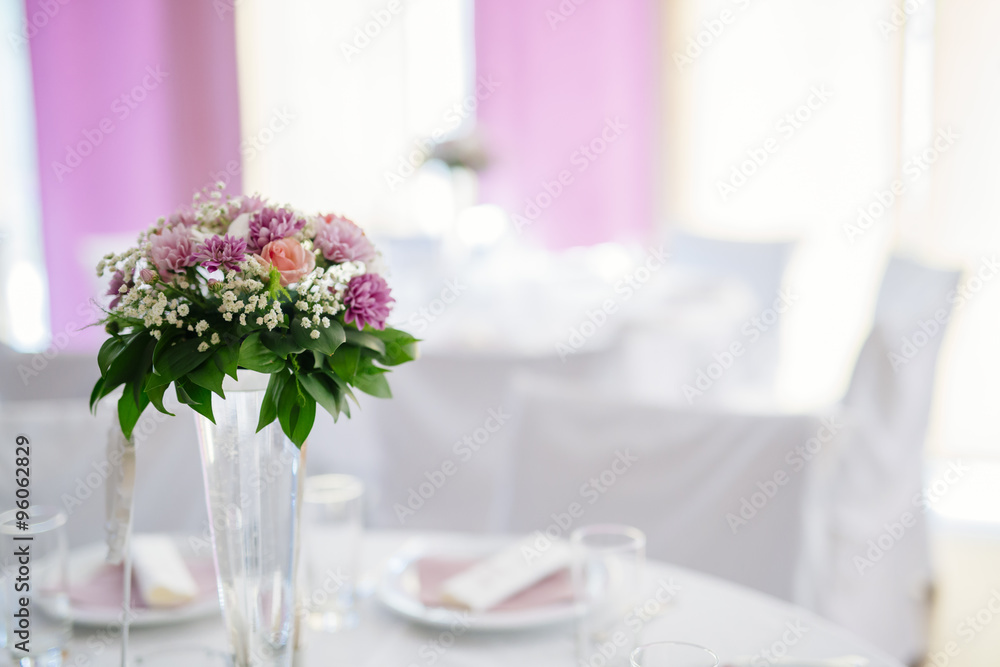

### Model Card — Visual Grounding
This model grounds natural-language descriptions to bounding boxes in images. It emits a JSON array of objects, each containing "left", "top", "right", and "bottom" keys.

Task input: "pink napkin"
[
  {"left": 416, "top": 557, "right": 574, "bottom": 612},
  {"left": 69, "top": 558, "right": 217, "bottom": 610}
]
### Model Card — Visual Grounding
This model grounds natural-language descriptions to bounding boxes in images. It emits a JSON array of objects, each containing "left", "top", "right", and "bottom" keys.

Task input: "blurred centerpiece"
[{"left": 90, "top": 185, "right": 417, "bottom": 667}]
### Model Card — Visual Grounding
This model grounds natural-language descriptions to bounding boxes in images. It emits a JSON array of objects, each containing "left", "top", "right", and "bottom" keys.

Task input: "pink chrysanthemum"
[
  {"left": 340, "top": 273, "right": 393, "bottom": 330},
  {"left": 227, "top": 195, "right": 267, "bottom": 220},
  {"left": 315, "top": 215, "right": 377, "bottom": 264},
  {"left": 247, "top": 207, "right": 304, "bottom": 253},
  {"left": 150, "top": 227, "right": 198, "bottom": 281}
]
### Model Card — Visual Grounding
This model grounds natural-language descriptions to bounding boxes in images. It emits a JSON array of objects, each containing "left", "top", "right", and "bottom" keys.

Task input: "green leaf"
[
  {"left": 98, "top": 336, "right": 126, "bottom": 375},
  {"left": 152, "top": 327, "right": 182, "bottom": 364},
  {"left": 145, "top": 380, "right": 174, "bottom": 416},
  {"left": 154, "top": 337, "right": 212, "bottom": 381},
  {"left": 188, "top": 357, "right": 226, "bottom": 398},
  {"left": 261, "top": 330, "right": 305, "bottom": 359},
  {"left": 215, "top": 343, "right": 241, "bottom": 381},
  {"left": 117, "top": 387, "right": 149, "bottom": 440},
  {"left": 90, "top": 377, "right": 106, "bottom": 413},
  {"left": 345, "top": 328, "right": 385, "bottom": 355},
  {"left": 291, "top": 318, "right": 346, "bottom": 356},
  {"left": 374, "top": 328, "right": 419, "bottom": 366},
  {"left": 239, "top": 332, "right": 286, "bottom": 373},
  {"left": 330, "top": 345, "right": 360, "bottom": 381},
  {"left": 299, "top": 372, "right": 341, "bottom": 422},
  {"left": 104, "top": 330, "right": 152, "bottom": 389},
  {"left": 351, "top": 367, "right": 392, "bottom": 398},
  {"left": 175, "top": 379, "right": 215, "bottom": 423},
  {"left": 256, "top": 370, "right": 289, "bottom": 432},
  {"left": 277, "top": 376, "right": 314, "bottom": 447}
]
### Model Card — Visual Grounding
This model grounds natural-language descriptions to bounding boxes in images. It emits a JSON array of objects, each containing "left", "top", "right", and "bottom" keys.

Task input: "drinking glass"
[
  {"left": 572, "top": 524, "right": 646, "bottom": 667},
  {"left": 630, "top": 641, "right": 719, "bottom": 667},
  {"left": 0, "top": 506, "right": 70, "bottom": 667},
  {"left": 299, "top": 474, "right": 364, "bottom": 632}
]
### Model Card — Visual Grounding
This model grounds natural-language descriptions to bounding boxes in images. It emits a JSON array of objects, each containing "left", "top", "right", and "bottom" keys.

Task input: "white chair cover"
[
  {"left": 814, "top": 255, "right": 961, "bottom": 663},
  {"left": 498, "top": 374, "right": 834, "bottom": 601}
]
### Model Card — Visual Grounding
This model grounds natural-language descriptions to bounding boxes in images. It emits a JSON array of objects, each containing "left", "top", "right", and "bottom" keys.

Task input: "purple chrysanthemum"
[
  {"left": 315, "top": 215, "right": 377, "bottom": 264},
  {"left": 341, "top": 273, "right": 394, "bottom": 330},
  {"left": 106, "top": 270, "right": 133, "bottom": 309},
  {"left": 247, "top": 207, "right": 305, "bottom": 253},
  {"left": 195, "top": 235, "right": 248, "bottom": 273},
  {"left": 150, "top": 227, "right": 198, "bottom": 281}
]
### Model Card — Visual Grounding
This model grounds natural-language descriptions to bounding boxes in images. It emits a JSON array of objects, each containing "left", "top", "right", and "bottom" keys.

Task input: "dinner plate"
[
  {"left": 57, "top": 536, "right": 220, "bottom": 628},
  {"left": 375, "top": 535, "right": 583, "bottom": 631}
]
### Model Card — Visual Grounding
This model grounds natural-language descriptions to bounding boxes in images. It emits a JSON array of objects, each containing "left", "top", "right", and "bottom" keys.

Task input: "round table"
[{"left": 76, "top": 531, "right": 904, "bottom": 667}]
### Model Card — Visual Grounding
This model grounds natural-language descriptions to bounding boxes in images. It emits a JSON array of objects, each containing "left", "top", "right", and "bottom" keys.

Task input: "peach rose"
[{"left": 257, "top": 238, "right": 315, "bottom": 286}]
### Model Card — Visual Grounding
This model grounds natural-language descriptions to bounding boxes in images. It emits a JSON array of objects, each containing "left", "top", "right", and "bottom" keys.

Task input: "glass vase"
[{"left": 194, "top": 371, "right": 303, "bottom": 667}]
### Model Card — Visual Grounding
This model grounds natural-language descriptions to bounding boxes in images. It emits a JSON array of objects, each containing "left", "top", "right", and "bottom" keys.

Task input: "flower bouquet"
[
  {"left": 90, "top": 186, "right": 417, "bottom": 666},
  {"left": 91, "top": 186, "right": 417, "bottom": 447}
]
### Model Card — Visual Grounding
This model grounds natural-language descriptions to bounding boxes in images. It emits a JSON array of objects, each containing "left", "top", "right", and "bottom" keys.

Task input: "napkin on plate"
[
  {"left": 417, "top": 537, "right": 575, "bottom": 612},
  {"left": 70, "top": 534, "right": 215, "bottom": 610},
  {"left": 131, "top": 534, "right": 200, "bottom": 607}
]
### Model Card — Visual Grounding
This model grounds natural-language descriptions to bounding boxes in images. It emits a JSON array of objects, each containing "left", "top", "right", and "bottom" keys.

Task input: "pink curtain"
[
  {"left": 25, "top": 0, "right": 241, "bottom": 349},
  {"left": 474, "top": 0, "right": 657, "bottom": 248}
]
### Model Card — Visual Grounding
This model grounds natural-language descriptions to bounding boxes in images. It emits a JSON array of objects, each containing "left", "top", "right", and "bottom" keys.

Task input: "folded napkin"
[
  {"left": 131, "top": 535, "right": 200, "bottom": 607},
  {"left": 417, "top": 557, "right": 574, "bottom": 612},
  {"left": 70, "top": 536, "right": 215, "bottom": 610}
]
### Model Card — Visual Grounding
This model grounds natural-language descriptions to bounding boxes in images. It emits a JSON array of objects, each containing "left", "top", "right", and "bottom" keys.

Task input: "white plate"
[
  {"left": 375, "top": 535, "right": 582, "bottom": 632},
  {"left": 60, "top": 537, "right": 220, "bottom": 628}
]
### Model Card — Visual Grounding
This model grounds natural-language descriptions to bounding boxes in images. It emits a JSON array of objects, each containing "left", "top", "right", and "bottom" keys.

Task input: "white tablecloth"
[{"left": 73, "top": 531, "right": 903, "bottom": 667}]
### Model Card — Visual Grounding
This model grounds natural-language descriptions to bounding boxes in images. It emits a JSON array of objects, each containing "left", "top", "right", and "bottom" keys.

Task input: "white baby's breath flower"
[
  {"left": 210, "top": 333, "right": 220, "bottom": 345},
  {"left": 310, "top": 330, "right": 321, "bottom": 339},
  {"left": 197, "top": 341, "right": 209, "bottom": 352},
  {"left": 151, "top": 329, "right": 162, "bottom": 340},
  {"left": 239, "top": 314, "right": 247, "bottom": 326}
]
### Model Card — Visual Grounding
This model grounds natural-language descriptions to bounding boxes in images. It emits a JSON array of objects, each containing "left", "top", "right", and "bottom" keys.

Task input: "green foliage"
[{"left": 93, "top": 323, "right": 419, "bottom": 448}]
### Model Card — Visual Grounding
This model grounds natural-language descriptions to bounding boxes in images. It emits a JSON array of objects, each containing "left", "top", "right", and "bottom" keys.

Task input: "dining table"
[{"left": 68, "top": 530, "right": 904, "bottom": 667}]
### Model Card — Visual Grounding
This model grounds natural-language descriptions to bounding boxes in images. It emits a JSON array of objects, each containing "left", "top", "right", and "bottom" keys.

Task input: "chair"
[
  {"left": 498, "top": 374, "right": 834, "bottom": 601},
  {"left": 620, "top": 232, "right": 797, "bottom": 407},
  {"left": 812, "top": 255, "right": 961, "bottom": 663}
]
